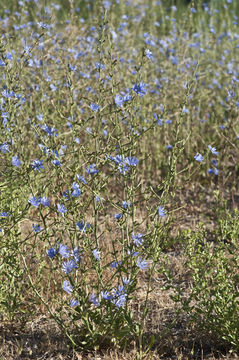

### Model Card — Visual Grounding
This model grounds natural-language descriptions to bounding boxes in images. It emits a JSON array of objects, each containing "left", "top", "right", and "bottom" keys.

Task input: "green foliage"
[{"left": 175, "top": 218, "right": 239, "bottom": 350}]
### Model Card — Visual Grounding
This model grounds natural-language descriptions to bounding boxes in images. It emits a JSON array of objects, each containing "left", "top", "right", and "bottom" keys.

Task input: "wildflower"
[
  {"left": 41, "top": 124, "right": 58, "bottom": 136},
  {"left": 86, "top": 163, "right": 99, "bottom": 175},
  {"left": 76, "top": 175, "right": 87, "bottom": 184},
  {"left": 92, "top": 248, "right": 101, "bottom": 261},
  {"left": 0, "top": 211, "right": 9, "bottom": 217},
  {"left": 114, "top": 93, "right": 132, "bottom": 107},
  {"left": 122, "top": 201, "right": 131, "bottom": 209},
  {"left": 95, "top": 195, "right": 101, "bottom": 202},
  {"left": 110, "top": 260, "right": 122, "bottom": 268},
  {"left": 52, "top": 159, "right": 61, "bottom": 166},
  {"left": 69, "top": 298, "right": 79, "bottom": 307},
  {"left": 47, "top": 247, "right": 58, "bottom": 258},
  {"left": 125, "top": 156, "right": 138, "bottom": 167},
  {"left": 71, "top": 247, "right": 80, "bottom": 263},
  {"left": 12, "top": 155, "right": 21, "bottom": 167},
  {"left": 137, "top": 257, "right": 148, "bottom": 270},
  {"left": 57, "top": 203, "right": 67, "bottom": 216},
  {"left": 145, "top": 49, "right": 154, "bottom": 60},
  {"left": 50, "top": 84, "right": 57, "bottom": 91},
  {"left": 123, "top": 277, "right": 132, "bottom": 285},
  {"left": 58, "top": 244, "right": 69, "bottom": 258},
  {"left": 32, "top": 224, "right": 43, "bottom": 233},
  {"left": 182, "top": 107, "right": 189, "bottom": 114},
  {"left": 31, "top": 159, "right": 44, "bottom": 172},
  {"left": 90, "top": 103, "right": 100, "bottom": 112},
  {"left": 63, "top": 280, "right": 73, "bottom": 294},
  {"left": 101, "top": 291, "right": 113, "bottom": 300},
  {"left": 28, "top": 196, "right": 42, "bottom": 208},
  {"left": 62, "top": 259, "right": 77, "bottom": 274},
  {"left": 41, "top": 197, "right": 50, "bottom": 207},
  {"left": 0, "top": 142, "right": 10, "bottom": 153},
  {"left": 208, "top": 168, "right": 219, "bottom": 176},
  {"left": 208, "top": 145, "right": 218, "bottom": 156},
  {"left": 133, "top": 82, "right": 147, "bottom": 97},
  {"left": 69, "top": 64, "right": 77, "bottom": 72},
  {"left": 132, "top": 233, "right": 144, "bottom": 247},
  {"left": 111, "top": 285, "right": 127, "bottom": 308},
  {"left": 194, "top": 153, "right": 203, "bottom": 162},
  {"left": 158, "top": 206, "right": 166, "bottom": 217},
  {"left": 71, "top": 182, "right": 81, "bottom": 197},
  {"left": 118, "top": 163, "right": 130, "bottom": 175},
  {"left": 90, "top": 293, "right": 100, "bottom": 307},
  {"left": 115, "top": 213, "right": 123, "bottom": 220},
  {"left": 76, "top": 221, "right": 91, "bottom": 232}
]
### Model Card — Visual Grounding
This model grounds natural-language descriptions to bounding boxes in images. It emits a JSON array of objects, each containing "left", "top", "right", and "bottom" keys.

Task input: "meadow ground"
[{"left": 0, "top": 0, "right": 239, "bottom": 359}]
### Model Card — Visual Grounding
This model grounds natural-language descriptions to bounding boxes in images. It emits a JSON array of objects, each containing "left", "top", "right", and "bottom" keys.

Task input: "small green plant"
[{"left": 174, "top": 219, "right": 239, "bottom": 350}]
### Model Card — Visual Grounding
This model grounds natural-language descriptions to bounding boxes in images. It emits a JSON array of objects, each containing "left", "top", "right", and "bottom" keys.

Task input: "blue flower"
[
  {"left": 69, "top": 298, "right": 79, "bottom": 307},
  {"left": 132, "top": 233, "right": 144, "bottom": 247},
  {"left": 63, "top": 280, "right": 73, "bottom": 294},
  {"left": 28, "top": 197, "right": 42, "bottom": 208},
  {"left": 110, "top": 260, "right": 122, "bottom": 269},
  {"left": 125, "top": 157, "right": 139, "bottom": 167},
  {"left": 132, "top": 82, "right": 147, "bottom": 97},
  {"left": 114, "top": 213, "right": 123, "bottom": 220},
  {"left": 137, "top": 257, "right": 148, "bottom": 270},
  {"left": 194, "top": 153, "right": 203, "bottom": 162},
  {"left": 90, "top": 103, "right": 100, "bottom": 112},
  {"left": 114, "top": 93, "right": 132, "bottom": 107},
  {"left": 158, "top": 206, "right": 166, "bottom": 217},
  {"left": 76, "top": 175, "right": 87, "bottom": 184},
  {"left": 0, "top": 142, "right": 10, "bottom": 153},
  {"left": 123, "top": 277, "right": 132, "bottom": 285},
  {"left": 76, "top": 221, "right": 91, "bottom": 232},
  {"left": 31, "top": 159, "right": 44, "bottom": 172},
  {"left": 50, "top": 84, "right": 57, "bottom": 92},
  {"left": 57, "top": 203, "right": 67, "bottom": 216},
  {"left": 71, "top": 182, "right": 81, "bottom": 197},
  {"left": 32, "top": 224, "right": 43, "bottom": 233},
  {"left": 41, "top": 124, "right": 58, "bottom": 136},
  {"left": 69, "top": 64, "right": 77, "bottom": 72},
  {"left": 92, "top": 248, "right": 101, "bottom": 261},
  {"left": 47, "top": 247, "right": 58, "bottom": 258},
  {"left": 58, "top": 244, "right": 70, "bottom": 258},
  {"left": 208, "top": 168, "right": 219, "bottom": 176},
  {"left": 0, "top": 211, "right": 9, "bottom": 217},
  {"left": 111, "top": 285, "right": 127, "bottom": 308},
  {"left": 90, "top": 293, "right": 100, "bottom": 307},
  {"left": 62, "top": 260, "right": 77, "bottom": 274},
  {"left": 41, "top": 197, "right": 50, "bottom": 207},
  {"left": 12, "top": 155, "right": 21, "bottom": 167},
  {"left": 70, "top": 247, "right": 80, "bottom": 263},
  {"left": 208, "top": 145, "right": 218, "bottom": 156},
  {"left": 122, "top": 201, "right": 131, "bottom": 209},
  {"left": 52, "top": 159, "right": 61, "bottom": 166},
  {"left": 101, "top": 291, "right": 113, "bottom": 300},
  {"left": 145, "top": 49, "right": 154, "bottom": 60},
  {"left": 86, "top": 164, "right": 99, "bottom": 175}
]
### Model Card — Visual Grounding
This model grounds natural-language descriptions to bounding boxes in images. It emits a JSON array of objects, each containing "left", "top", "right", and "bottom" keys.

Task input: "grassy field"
[{"left": 0, "top": 0, "right": 239, "bottom": 359}]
